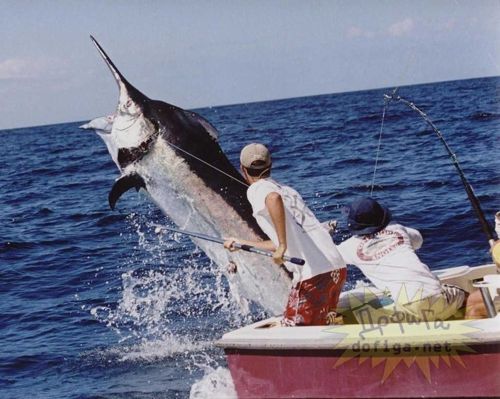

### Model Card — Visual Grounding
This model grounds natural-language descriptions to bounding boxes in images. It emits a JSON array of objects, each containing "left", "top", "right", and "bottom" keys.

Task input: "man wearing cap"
[
  {"left": 224, "top": 143, "right": 347, "bottom": 326},
  {"left": 337, "top": 197, "right": 487, "bottom": 320}
]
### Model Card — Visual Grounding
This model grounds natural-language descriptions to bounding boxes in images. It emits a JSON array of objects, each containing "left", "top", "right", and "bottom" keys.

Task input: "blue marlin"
[{"left": 81, "top": 36, "right": 290, "bottom": 314}]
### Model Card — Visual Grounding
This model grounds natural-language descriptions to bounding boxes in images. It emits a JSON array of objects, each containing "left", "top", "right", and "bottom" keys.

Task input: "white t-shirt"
[
  {"left": 247, "top": 178, "right": 345, "bottom": 284},
  {"left": 336, "top": 224, "right": 442, "bottom": 303}
]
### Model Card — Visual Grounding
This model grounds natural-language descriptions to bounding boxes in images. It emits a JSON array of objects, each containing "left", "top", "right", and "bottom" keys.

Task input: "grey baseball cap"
[{"left": 240, "top": 143, "right": 271, "bottom": 169}]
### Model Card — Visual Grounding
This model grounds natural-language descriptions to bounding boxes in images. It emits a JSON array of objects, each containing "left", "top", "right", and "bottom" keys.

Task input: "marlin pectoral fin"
[{"left": 108, "top": 172, "right": 146, "bottom": 210}]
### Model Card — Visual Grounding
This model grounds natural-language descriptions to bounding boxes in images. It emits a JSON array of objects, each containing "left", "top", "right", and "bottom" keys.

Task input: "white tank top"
[{"left": 247, "top": 178, "right": 346, "bottom": 284}]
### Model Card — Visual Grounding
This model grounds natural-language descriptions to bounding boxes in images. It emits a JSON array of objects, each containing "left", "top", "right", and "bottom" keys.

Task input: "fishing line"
[
  {"left": 369, "top": 43, "right": 417, "bottom": 194},
  {"left": 162, "top": 138, "right": 249, "bottom": 188},
  {"left": 370, "top": 94, "right": 392, "bottom": 196},
  {"left": 161, "top": 143, "right": 335, "bottom": 237},
  {"left": 369, "top": 106, "right": 386, "bottom": 196}
]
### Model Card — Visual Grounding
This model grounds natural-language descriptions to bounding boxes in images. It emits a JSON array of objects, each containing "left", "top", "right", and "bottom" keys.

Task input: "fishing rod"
[
  {"left": 384, "top": 92, "right": 497, "bottom": 247},
  {"left": 154, "top": 225, "right": 306, "bottom": 266}
]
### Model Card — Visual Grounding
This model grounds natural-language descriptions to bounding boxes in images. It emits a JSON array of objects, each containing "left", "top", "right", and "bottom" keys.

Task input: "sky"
[{"left": 0, "top": 0, "right": 499, "bottom": 130}]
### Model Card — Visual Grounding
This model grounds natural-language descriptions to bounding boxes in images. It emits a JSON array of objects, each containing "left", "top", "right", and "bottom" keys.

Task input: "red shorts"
[{"left": 282, "top": 268, "right": 347, "bottom": 326}]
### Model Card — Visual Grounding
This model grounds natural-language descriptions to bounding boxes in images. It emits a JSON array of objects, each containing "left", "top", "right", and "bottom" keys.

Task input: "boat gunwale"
[{"left": 216, "top": 313, "right": 500, "bottom": 351}]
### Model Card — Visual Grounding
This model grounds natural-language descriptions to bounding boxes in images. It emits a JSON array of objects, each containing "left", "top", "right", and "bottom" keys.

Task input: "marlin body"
[{"left": 81, "top": 36, "right": 290, "bottom": 315}]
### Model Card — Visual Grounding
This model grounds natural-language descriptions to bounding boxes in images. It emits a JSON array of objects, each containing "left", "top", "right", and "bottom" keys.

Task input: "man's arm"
[
  {"left": 336, "top": 240, "right": 354, "bottom": 265},
  {"left": 265, "top": 192, "right": 287, "bottom": 265},
  {"left": 405, "top": 227, "right": 423, "bottom": 251},
  {"left": 223, "top": 190, "right": 286, "bottom": 265},
  {"left": 223, "top": 237, "right": 276, "bottom": 252}
]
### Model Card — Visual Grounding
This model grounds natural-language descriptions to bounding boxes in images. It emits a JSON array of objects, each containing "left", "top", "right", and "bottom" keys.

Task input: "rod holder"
[{"left": 478, "top": 285, "right": 497, "bottom": 318}]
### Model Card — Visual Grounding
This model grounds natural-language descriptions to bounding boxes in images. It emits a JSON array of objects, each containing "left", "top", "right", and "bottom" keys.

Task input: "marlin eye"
[{"left": 125, "top": 100, "right": 132, "bottom": 108}]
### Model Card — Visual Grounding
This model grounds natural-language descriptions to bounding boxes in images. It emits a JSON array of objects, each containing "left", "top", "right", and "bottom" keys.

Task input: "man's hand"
[
  {"left": 223, "top": 237, "right": 239, "bottom": 252},
  {"left": 273, "top": 243, "right": 287, "bottom": 265},
  {"left": 324, "top": 220, "right": 337, "bottom": 233},
  {"left": 492, "top": 240, "right": 500, "bottom": 267},
  {"left": 226, "top": 261, "right": 238, "bottom": 274}
]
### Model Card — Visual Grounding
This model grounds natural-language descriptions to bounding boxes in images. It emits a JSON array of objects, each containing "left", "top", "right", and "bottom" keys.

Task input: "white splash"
[
  {"left": 90, "top": 211, "right": 254, "bottom": 364},
  {"left": 190, "top": 366, "right": 237, "bottom": 399},
  {"left": 116, "top": 334, "right": 210, "bottom": 363}
]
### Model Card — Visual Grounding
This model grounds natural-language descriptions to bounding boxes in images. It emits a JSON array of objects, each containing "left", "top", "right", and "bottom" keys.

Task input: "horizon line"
[{"left": 1, "top": 74, "right": 498, "bottom": 132}]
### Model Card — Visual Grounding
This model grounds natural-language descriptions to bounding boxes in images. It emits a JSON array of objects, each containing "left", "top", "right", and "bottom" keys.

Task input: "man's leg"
[
  {"left": 325, "top": 268, "right": 347, "bottom": 325},
  {"left": 282, "top": 283, "right": 303, "bottom": 326},
  {"left": 464, "top": 290, "right": 488, "bottom": 319},
  {"left": 282, "top": 268, "right": 347, "bottom": 326}
]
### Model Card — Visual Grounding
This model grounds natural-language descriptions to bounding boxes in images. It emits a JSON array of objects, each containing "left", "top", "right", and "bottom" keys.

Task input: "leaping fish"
[{"left": 81, "top": 36, "right": 291, "bottom": 314}]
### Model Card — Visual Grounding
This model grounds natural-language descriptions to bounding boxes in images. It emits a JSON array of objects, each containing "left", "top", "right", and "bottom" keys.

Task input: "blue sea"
[{"left": 1, "top": 77, "right": 499, "bottom": 398}]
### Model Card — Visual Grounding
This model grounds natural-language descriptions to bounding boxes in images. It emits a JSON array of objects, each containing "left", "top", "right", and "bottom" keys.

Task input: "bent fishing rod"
[
  {"left": 384, "top": 92, "right": 497, "bottom": 247},
  {"left": 154, "top": 225, "right": 306, "bottom": 266}
]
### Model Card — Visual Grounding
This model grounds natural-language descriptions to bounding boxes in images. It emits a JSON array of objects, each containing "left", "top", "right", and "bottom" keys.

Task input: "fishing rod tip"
[{"left": 384, "top": 93, "right": 401, "bottom": 102}]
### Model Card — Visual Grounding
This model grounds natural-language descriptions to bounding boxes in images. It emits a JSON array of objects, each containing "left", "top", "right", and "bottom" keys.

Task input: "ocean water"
[{"left": 1, "top": 77, "right": 499, "bottom": 398}]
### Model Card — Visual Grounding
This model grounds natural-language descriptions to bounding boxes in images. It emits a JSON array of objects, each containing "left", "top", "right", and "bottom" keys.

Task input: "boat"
[
  {"left": 216, "top": 263, "right": 500, "bottom": 398},
  {"left": 216, "top": 92, "right": 500, "bottom": 398}
]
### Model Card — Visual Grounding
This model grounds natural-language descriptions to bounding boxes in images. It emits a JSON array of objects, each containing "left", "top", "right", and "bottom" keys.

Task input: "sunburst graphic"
[{"left": 325, "top": 286, "right": 482, "bottom": 383}]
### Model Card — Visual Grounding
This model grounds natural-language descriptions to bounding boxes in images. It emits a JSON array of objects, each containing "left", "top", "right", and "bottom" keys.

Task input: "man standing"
[{"left": 224, "top": 143, "right": 346, "bottom": 326}]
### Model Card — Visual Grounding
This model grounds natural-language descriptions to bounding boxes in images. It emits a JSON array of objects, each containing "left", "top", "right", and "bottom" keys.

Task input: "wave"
[
  {"left": 0, "top": 241, "right": 36, "bottom": 252},
  {"left": 332, "top": 157, "right": 379, "bottom": 167},
  {"left": 346, "top": 111, "right": 408, "bottom": 125},
  {"left": 469, "top": 111, "right": 500, "bottom": 121},
  {"left": 95, "top": 214, "right": 128, "bottom": 227},
  {"left": 1, "top": 354, "right": 65, "bottom": 375}
]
